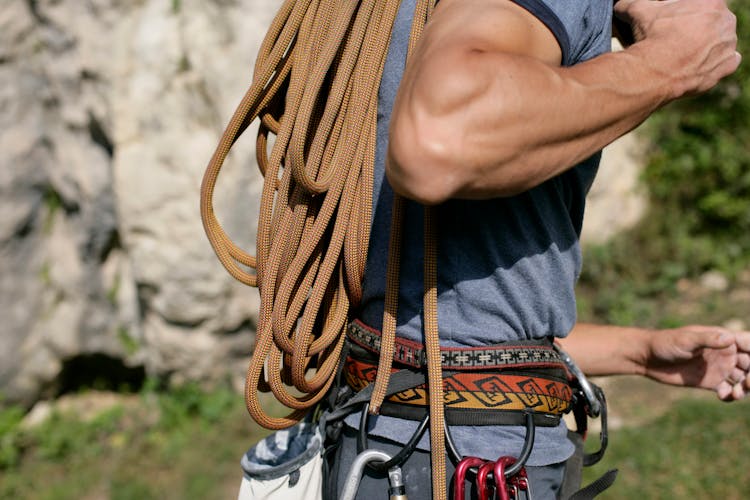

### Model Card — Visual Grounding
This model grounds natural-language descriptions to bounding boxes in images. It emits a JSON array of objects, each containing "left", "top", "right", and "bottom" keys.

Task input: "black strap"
[
  {"left": 567, "top": 469, "right": 618, "bottom": 500},
  {"left": 558, "top": 431, "right": 584, "bottom": 499},
  {"left": 379, "top": 401, "right": 561, "bottom": 427}
]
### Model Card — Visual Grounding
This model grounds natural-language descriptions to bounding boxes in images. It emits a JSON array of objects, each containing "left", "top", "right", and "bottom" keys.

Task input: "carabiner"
[
  {"left": 453, "top": 457, "right": 485, "bottom": 499},
  {"left": 476, "top": 461, "right": 496, "bottom": 500},
  {"left": 494, "top": 457, "right": 531, "bottom": 500},
  {"left": 339, "top": 449, "right": 394, "bottom": 500},
  {"left": 554, "top": 344, "right": 601, "bottom": 417}
]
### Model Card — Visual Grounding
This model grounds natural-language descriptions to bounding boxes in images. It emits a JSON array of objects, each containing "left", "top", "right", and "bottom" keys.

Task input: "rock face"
[
  {"left": 0, "top": 0, "right": 272, "bottom": 405},
  {"left": 0, "top": 0, "right": 647, "bottom": 405},
  {"left": 581, "top": 132, "right": 648, "bottom": 244}
]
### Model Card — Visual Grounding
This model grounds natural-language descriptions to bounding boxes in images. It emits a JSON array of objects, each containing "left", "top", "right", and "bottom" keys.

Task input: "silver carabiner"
[
  {"left": 554, "top": 344, "right": 601, "bottom": 417},
  {"left": 340, "top": 449, "right": 408, "bottom": 500}
]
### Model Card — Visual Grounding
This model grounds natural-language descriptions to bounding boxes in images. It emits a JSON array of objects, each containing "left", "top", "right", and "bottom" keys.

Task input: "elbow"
[
  {"left": 386, "top": 117, "right": 528, "bottom": 203},
  {"left": 385, "top": 109, "right": 465, "bottom": 205}
]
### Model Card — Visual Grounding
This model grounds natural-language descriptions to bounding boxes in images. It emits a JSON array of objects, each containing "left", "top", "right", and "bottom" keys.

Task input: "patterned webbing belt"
[{"left": 345, "top": 320, "right": 574, "bottom": 426}]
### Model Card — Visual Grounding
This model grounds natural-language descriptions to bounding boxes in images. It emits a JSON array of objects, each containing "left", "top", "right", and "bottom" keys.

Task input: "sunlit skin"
[
  {"left": 386, "top": 0, "right": 747, "bottom": 398},
  {"left": 386, "top": 0, "right": 740, "bottom": 204},
  {"left": 559, "top": 324, "right": 750, "bottom": 401}
]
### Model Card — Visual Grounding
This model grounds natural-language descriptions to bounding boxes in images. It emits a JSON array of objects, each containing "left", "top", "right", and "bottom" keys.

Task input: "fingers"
[
  {"left": 725, "top": 367, "right": 746, "bottom": 386},
  {"left": 717, "top": 380, "right": 734, "bottom": 401},
  {"left": 735, "top": 332, "right": 750, "bottom": 352},
  {"left": 613, "top": 0, "right": 637, "bottom": 19},
  {"left": 678, "top": 325, "right": 734, "bottom": 351},
  {"left": 614, "top": 0, "right": 739, "bottom": 97},
  {"left": 717, "top": 342, "right": 750, "bottom": 401},
  {"left": 717, "top": 375, "right": 749, "bottom": 401},
  {"left": 704, "top": 329, "right": 735, "bottom": 349},
  {"left": 737, "top": 352, "right": 750, "bottom": 371},
  {"left": 730, "top": 376, "right": 749, "bottom": 401}
]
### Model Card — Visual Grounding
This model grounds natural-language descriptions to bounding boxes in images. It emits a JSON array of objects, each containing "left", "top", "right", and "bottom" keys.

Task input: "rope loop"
[{"left": 200, "top": 1, "right": 446, "bottom": 498}]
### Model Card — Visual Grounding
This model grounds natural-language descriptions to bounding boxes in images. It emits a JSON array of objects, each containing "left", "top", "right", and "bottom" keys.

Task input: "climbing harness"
[{"left": 345, "top": 322, "right": 573, "bottom": 426}]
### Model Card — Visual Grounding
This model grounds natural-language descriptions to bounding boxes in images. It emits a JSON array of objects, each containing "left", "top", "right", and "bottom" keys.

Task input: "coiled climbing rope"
[{"left": 200, "top": 0, "right": 447, "bottom": 497}]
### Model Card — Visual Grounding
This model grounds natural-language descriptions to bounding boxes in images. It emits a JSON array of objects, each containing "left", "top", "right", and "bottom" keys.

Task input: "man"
[{"left": 333, "top": 0, "right": 746, "bottom": 498}]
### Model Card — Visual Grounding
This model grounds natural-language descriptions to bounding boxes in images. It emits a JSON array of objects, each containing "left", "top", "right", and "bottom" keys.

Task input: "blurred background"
[{"left": 0, "top": 0, "right": 748, "bottom": 498}]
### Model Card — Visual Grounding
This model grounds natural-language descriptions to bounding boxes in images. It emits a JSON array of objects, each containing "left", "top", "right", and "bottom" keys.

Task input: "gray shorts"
[{"left": 332, "top": 425, "right": 567, "bottom": 500}]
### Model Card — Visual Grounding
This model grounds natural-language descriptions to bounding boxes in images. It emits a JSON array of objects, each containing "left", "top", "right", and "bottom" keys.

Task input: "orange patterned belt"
[
  {"left": 344, "top": 321, "right": 574, "bottom": 425},
  {"left": 345, "top": 356, "right": 573, "bottom": 417}
]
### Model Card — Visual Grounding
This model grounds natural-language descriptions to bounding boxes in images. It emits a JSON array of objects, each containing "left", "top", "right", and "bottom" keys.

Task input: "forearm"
[
  {"left": 387, "top": 42, "right": 671, "bottom": 204},
  {"left": 387, "top": 0, "right": 739, "bottom": 205},
  {"left": 561, "top": 323, "right": 748, "bottom": 399},
  {"left": 557, "top": 323, "right": 653, "bottom": 377}
]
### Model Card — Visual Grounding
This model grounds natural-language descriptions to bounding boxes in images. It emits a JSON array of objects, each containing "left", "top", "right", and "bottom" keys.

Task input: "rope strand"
[{"left": 200, "top": 0, "right": 447, "bottom": 498}]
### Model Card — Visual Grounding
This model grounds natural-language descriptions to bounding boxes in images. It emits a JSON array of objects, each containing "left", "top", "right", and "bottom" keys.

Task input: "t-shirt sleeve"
[{"left": 509, "top": 0, "right": 613, "bottom": 66}]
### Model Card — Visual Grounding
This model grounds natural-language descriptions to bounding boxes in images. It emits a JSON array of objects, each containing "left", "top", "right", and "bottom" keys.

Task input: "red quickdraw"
[
  {"left": 452, "top": 455, "right": 531, "bottom": 500},
  {"left": 454, "top": 457, "right": 486, "bottom": 499}
]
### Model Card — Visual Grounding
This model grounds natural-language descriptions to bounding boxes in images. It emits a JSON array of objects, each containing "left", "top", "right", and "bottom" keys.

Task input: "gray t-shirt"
[{"left": 348, "top": 0, "right": 613, "bottom": 466}]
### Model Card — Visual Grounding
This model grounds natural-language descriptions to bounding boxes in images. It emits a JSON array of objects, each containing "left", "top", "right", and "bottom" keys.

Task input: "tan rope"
[{"left": 200, "top": 0, "right": 447, "bottom": 497}]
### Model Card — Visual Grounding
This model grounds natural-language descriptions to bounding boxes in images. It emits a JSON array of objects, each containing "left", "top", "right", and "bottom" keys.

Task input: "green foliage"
[
  {"left": 0, "top": 381, "right": 259, "bottom": 499},
  {"left": 637, "top": 0, "right": 750, "bottom": 276},
  {"left": 149, "top": 381, "right": 238, "bottom": 428},
  {"left": 35, "top": 407, "right": 123, "bottom": 461},
  {"left": 107, "top": 273, "right": 121, "bottom": 305},
  {"left": 0, "top": 405, "right": 25, "bottom": 469},
  {"left": 585, "top": 398, "right": 750, "bottom": 499},
  {"left": 42, "top": 187, "right": 62, "bottom": 234},
  {"left": 117, "top": 327, "right": 139, "bottom": 356},
  {"left": 110, "top": 479, "right": 159, "bottom": 500},
  {"left": 578, "top": 2, "right": 750, "bottom": 325}
]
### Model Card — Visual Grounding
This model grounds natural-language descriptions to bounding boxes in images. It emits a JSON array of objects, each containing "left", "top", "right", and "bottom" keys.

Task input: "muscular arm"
[{"left": 387, "top": 0, "right": 740, "bottom": 204}]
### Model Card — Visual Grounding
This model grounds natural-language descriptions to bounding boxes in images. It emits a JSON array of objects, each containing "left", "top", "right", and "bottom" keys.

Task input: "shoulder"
[
  {"left": 508, "top": 0, "right": 613, "bottom": 64},
  {"left": 429, "top": 0, "right": 612, "bottom": 65}
]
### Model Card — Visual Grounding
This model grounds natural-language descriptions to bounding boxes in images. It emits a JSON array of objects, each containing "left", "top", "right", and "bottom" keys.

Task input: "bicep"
[{"left": 387, "top": 0, "right": 569, "bottom": 203}]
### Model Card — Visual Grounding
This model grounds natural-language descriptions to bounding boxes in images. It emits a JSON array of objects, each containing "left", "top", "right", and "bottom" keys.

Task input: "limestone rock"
[
  {"left": 581, "top": 133, "right": 648, "bottom": 245},
  {"left": 0, "top": 0, "right": 264, "bottom": 405},
  {"left": 699, "top": 270, "right": 730, "bottom": 293}
]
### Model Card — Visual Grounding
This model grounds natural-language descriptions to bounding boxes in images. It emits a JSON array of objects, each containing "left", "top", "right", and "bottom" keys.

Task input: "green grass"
[
  {"left": 0, "top": 383, "right": 271, "bottom": 500},
  {"left": 583, "top": 397, "right": 750, "bottom": 499},
  {"left": 2, "top": 382, "right": 749, "bottom": 499}
]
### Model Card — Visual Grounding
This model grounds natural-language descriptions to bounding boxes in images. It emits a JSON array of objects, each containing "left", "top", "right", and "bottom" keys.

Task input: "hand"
[
  {"left": 614, "top": 0, "right": 741, "bottom": 98},
  {"left": 645, "top": 325, "right": 750, "bottom": 401}
]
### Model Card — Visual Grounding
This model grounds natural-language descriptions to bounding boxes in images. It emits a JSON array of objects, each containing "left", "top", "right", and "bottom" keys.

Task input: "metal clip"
[
  {"left": 476, "top": 461, "right": 497, "bottom": 500},
  {"left": 339, "top": 449, "right": 409, "bottom": 500},
  {"left": 453, "top": 457, "right": 486, "bottom": 499},
  {"left": 494, "top": 456, "right": 532, "bottom": 500},
  {"left": 554, "top": 344, "right": 601, "bottom": 417}
]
